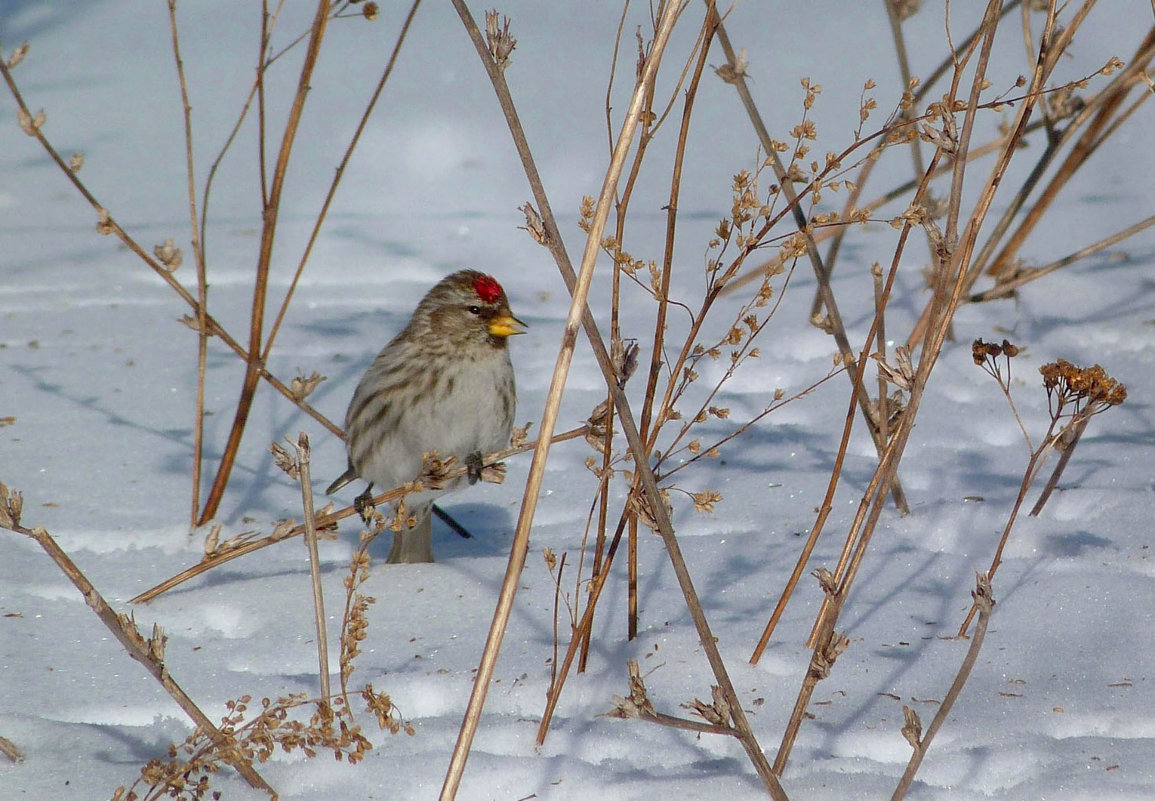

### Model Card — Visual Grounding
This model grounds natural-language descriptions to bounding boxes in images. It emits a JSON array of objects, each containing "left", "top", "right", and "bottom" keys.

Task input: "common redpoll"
[{"left": 326, "top": 270, "right": 525, "bottom": 563}]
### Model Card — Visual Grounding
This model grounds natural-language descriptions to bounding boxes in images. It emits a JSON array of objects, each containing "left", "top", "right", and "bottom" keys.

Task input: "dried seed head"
[
  {"left": 290, "top": 370, "right": 326, "bottom": 402},
  {"left": 714, "top": 47, "right": 748, "bottom": 85},
  {"left": 485, "top": 10, "right": 517, "bottom": 71},
  {"left": 16, "top": 106, "right": 45, "bottom": 136},
  {"left": 519, "top": 202, "right": 547, "bottom": 246},
  {"left": 95, "top": 207, "right": 114, "bottom": 235},
  {"left": 891, "top": 0, "right": 922, "bottom": 21},
  {"left": 613, "top": 337, "right": 640, "bottom": 388},
  {"left": 690, "top": 490, "right": 722, "bottom": 514},
  {"left": 153, "top": 238, "right": 183, "bottom": 271},
  {"left": 510, "top": 421, "right": 532, "bottom": 448},
  {"left": 901, "top": 705, "right": 923, "bottom": 749},
  {"left": 270, "top": 441, "right": 299, "bottom": 478},
  {"left": 6, "top": 41, "right": 30, "bottom": 68}
]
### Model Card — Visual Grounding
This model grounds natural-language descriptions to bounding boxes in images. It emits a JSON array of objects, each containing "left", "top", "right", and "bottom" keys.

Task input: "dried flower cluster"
[
  {"left": 485, "top": 10, "right": 517, "bottom": 71},
  {"left": 1040, "top": 359, "right": 1127, "bottom": 415},
  {"left": 114, "top": 694, "right": 377, "bottom": 801},
  {"left": 972, "top": 337, "right": 1021, "bottom": 385}
]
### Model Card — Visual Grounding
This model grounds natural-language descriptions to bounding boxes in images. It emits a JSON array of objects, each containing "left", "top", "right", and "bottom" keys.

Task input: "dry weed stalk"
[
  {"left": 0, "top": 484, "right": 273, "bottom": 795},
  {"left": 0, "top": 4, "right": 423, "bottom": 528},
  {"left": 130, "top": 425, "right": 588, "bottom": 604},
  {"left": 443, "top": 3, "right": 786, "bottom": 799},
  {"left": 891, "top": 573, "right": 995, "bottom": 801},
  {"left": 767, "top": 0, "right": 1069, "bottom": 774},
  {"left": 271, "top": 433, "right": 333, "bottom": 702},
  {"left": 1, "top": 467, "right": 409, "bottom": 800},
  {"left": 957, "top": 343, "right": 1125, "bottom": 635}
]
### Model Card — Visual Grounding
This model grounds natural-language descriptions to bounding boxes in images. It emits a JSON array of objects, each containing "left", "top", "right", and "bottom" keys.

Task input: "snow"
[{"left": 3, "top": 1, "right": 1155, "bottom": 800}]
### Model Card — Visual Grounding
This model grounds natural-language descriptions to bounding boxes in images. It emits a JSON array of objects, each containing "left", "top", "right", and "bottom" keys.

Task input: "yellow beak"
[{"left": 488, "top": 313, "right": 527, "bottom": 339}]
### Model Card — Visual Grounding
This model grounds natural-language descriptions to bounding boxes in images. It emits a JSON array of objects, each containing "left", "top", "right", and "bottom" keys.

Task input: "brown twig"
[
  {"left": 166, "top": 1, "right": 211, "bottom": 528},
  {"left": 0, "top": 507, "right": 273, "bottom": 795},
  {"left": 442, "top": 4, "right": 788, "bottom": 799},
  {"left": 130, "top": 425, "right": 589, "bottom": 604},
  {"left": 291, "top": 433, "right": 332, "bottom": 702},
  {"left": 0, "top": 48, "right": 343, "bottom": 446},
  {"left": 1029, "top": 416, "right": 1088, "bottom": 516},
  {"left": 440, "top": 2, "right": 683, "bottom": 796},
  {"left": 262, "top": 0, "right": 424, "bottom": 361},
  {"left": 891, "top": 574, "right": 994, "bottom": 801},
  {"left": 198, "top": 0, "right": 334, "bottom": 525},
  {"left": 774, "top": 0, "right": 1017, "bottom": 772},
  {"left": 971, "top": 214, "right": 1155, "bottom": 302},
  {"left": 712, "top": 13, "right": 909, "bottom": 515},
  {"left": 630, "top": 2, "right": 717, "bottom": 641}
]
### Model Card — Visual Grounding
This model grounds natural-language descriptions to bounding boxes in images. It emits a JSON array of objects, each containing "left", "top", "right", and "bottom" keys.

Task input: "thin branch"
[
  {"left": 291, "top": 433, "right": 332, "bottom": 703},
  {"left": 441, "top": 4, "right": 788, "bottom": 799},
  {"left": 712, "top": 12, "right": 909, "bottom": 513},
  {"left": 198, "top": 0, "right": 334, "bottom": 525},
  {"left": 0, "top": 52, "right": 343, "bottom": 444},
  {"left": 262, "top": 0, "right": 424, "bottom": 361},
  {"left": 891, "top": 574, "right": 994, "bottom": 801},
  {"left": 130, "top": 425, "right": 589, "bottom": 604},
  {"left": 166, "top": 1, "right": 211, "bottom": 527},
  {"left": 0, "top": 516, "right": 274, "bottom": 795}
]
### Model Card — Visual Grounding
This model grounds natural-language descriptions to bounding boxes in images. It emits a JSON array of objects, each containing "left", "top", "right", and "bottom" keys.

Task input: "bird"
[{"left": 326, "top": 270, "right": 525, "bottom": 563}]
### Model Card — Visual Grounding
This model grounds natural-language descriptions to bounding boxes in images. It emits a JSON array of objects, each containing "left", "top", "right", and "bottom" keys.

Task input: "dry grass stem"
[
  {"left": 288, "top": 433, "right": 333, "bottom": 703},
  {"left": 198, "top": 0, "right": 334, "bottom": 525},
  {"left": 891, "top": 574, "right": 994, "bottom": 801},
  {"left": 0, "top": 494, "right": 273, "bottom": 795},
  {"left": 131, "top": 425, "right": 590, "bottom": 605}
]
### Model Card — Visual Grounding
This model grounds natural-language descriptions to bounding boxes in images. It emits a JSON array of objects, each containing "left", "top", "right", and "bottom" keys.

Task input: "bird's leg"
[
  {"left": 354, "top": 484, "right": 376, "bottom": 523},
  {"left": 466, "top": 451, "right": 485, "bottom": 485}
]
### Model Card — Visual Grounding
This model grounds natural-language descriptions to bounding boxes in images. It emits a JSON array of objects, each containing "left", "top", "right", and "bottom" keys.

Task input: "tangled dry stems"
[{"left": 1, "top": 1, "right": 1147, "bottom": 799}]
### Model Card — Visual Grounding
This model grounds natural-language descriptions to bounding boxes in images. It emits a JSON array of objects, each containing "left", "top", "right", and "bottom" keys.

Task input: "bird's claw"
[
  {"left": 354, "top": 487, "right": 376, "bottom": 523},
  {"left": 466, "top": 451, "right": 485, "bottom": 485}
]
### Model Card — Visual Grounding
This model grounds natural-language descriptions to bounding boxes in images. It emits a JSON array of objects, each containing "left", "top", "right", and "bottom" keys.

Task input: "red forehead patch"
[{"left": 472, "top": 273, "right": 503, "bottom": 303}]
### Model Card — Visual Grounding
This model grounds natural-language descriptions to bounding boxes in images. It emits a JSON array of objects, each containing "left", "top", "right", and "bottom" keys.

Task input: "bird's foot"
[
  {"left": 354, "top": 487, "right": 376, "bottom": 523},
  {"left": 466, "top": 451, "right": 485, "bottom": 485}
]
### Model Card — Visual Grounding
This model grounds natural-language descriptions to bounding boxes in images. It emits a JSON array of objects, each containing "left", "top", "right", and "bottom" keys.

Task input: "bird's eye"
[{"left": 468, "top": 305, "right": 482, "bottom": 315}]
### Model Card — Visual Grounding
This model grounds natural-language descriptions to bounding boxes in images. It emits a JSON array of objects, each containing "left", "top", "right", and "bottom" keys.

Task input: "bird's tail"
[{"left": 325, "top": 462, "right": 357, "bottom": 495}]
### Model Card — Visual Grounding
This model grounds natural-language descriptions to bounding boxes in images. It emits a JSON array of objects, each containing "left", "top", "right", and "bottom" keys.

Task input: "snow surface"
[{"left": 2, "top": 2, "right": 1154, "bottom": 799}]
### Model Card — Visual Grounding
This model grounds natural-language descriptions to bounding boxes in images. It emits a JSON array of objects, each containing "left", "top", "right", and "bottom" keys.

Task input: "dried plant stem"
[
  {"left": 972, "top": 213, "right": 1155, "bottom": 302},
  {"left": 984, "top": 33, "right": 1155, "bottom": 281},
  {"left": 262, "top": 0, "right": 423, "bottom": 360},
  {"left": 957, "top": 418, "right": 1062, "bottom": 636},
  {"left": 540, "top": 511, "right": 629, "bottom": 739},
  {"left": 712, "top": 15, "right": 909, "bottom": 514},
  {"left": 977, "top": 30, "right": 1155, "bottom": 285},
  {"left": 3, "top": 520, "right": 273, "bottom": 794},
  {"left": 130, "top": 425, "right": 589, "bottom": 604},
  {"left": 776, "top": 0, "right": 1019, "bottom": 772},
  {"left": 199, "top": 0, "right": 333, "bottom": 525},
  {"left": 0, "top": 57, "right": 342, "bottom": 443},
  {"left": 750, "top": 148, "right": 936, "bottom": 665},
  {"left": 891, "top": 574, "right": 994, "bottom": 801},
  {"left": 167, "top": 1, "right": 211, "bottom": 528},
  {"left": 1029, "top": 416, "right": 1088, "bottom": 516},
  {"left": 453, "top": 4, "right": 784, "bottom": 797},
  {"left": 440, "top": 5, "right": 692, "bottom": 799},
  {"left": 631, "top": 2, "right": 718, "bottom": 641},
  {"left": 293, "top": 433, "right": 332, "bottom": 702}
]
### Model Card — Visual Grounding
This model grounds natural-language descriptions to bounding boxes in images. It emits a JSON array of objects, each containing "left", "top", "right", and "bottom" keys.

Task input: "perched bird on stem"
[{"left": 326, "top": 270, "right": 525, "bottom": 563}]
